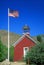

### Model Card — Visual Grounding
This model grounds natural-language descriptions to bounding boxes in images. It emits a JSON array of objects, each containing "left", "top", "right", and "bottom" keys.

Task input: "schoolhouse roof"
[{"left": 13, "top": 33, "right": 37, "bottom": 47}]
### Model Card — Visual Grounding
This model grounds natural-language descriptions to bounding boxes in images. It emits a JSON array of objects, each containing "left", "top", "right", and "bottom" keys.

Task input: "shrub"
[
  {"left": 0, "top": 40, "right": 7, "bottom": 62},
  {"left": 37, "top": 35, "right": 42, "bottom": 43},
  {"left": 9, "top": 46, "right": 14, "bottom": 61},
  {"left": 25, "top": 43, "right": 44, "bottom": 65}
]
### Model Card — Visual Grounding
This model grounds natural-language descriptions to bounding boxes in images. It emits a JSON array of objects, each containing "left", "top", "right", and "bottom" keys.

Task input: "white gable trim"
[
  {"left": 26, "top": 35, "right": 36, "bottom": 43},
  {"left": 13, "top": 34, "right": 36, "bottom": 47},
  {"left": 13, "top": 34, "right": 25, "bottom": 47}
]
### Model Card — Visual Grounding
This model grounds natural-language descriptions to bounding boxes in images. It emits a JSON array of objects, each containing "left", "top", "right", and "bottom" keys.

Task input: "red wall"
[{"left": 14, "top": 36, "right": 35, "bottom": 61}]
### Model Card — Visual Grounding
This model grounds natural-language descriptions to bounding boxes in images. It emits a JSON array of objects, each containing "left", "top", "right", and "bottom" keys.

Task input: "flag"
[{"left": 9, "top": 9, "right": 19, "bottom": 17}]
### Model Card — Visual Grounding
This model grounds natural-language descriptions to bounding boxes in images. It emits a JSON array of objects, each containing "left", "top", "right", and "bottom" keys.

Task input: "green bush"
[
  {"left": 0, "top": 40, "right": 7, "bottom": 62},
  {"left": 30, "top": 64, "right": 36, "bottom": 65},
  {"left": 37, "top": 35, "right": 42, "bottom": 43},
  {"left": 9, "top": 46, "right": 14, "bottom": 61},
  {"left": 25, "top": 43, "right": 44, "bottom": 65},
  {"left": 0, "top": 39, "right": 14, "bottom": 62}
]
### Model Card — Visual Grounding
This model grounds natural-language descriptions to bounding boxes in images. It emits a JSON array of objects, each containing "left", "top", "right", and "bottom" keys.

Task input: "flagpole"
[
  {"left": 8, "top": 8, "right": 19, "bottom": 62},
  {"left": 8, "top": 8, "right": 10, "bottom": 61}
]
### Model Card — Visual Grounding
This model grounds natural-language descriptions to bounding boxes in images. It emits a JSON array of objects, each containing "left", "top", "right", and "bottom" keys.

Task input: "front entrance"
[{"left": 23, "top": 47, "right": 29, "bottom": 57}]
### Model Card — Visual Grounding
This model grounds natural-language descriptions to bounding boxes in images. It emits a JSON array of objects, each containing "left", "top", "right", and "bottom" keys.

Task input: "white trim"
[{"left": 23, "top": 32, "right": 30, "bottom": 35}]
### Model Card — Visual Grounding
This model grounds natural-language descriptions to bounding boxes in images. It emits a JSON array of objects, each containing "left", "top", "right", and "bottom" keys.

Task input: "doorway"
[{"left": 23, "top": 47, "right": 29, "bottom": 57}]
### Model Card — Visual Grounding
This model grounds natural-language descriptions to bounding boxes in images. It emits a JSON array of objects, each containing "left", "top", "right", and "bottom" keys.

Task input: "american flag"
[{"left": 9, "top": 9, "right": 19, "bottom": 17}]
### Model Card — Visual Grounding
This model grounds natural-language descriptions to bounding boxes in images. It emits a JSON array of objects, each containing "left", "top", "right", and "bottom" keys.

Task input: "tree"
[
  {"left": 37, "top": 35, "right": 42, "bottom": 43},
  {"left": 25, "top": 43, "right": 44, "bottom": 65},
  {"left": 0, "top": 40, "right": 7, "bottom": 62}
]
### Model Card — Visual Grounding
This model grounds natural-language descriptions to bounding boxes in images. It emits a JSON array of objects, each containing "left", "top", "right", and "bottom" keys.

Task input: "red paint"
[{"left": 14, "top": 36, "right": 35, "bottom": 61}]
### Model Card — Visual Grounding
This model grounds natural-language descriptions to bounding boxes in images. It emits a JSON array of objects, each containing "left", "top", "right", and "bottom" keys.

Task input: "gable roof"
[{"left": 13, "top": 34, "right": 37, "bottom": 47}]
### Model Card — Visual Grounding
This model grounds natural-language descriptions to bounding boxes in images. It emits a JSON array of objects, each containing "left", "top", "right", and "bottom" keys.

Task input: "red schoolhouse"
[{"left": 13, "top": 25, "right": 36, "bottom": 61}]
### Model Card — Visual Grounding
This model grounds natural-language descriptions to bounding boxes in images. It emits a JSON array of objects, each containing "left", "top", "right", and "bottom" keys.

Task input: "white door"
[{"left": 23, "top": 47, "right": 29, "bottom": 57}]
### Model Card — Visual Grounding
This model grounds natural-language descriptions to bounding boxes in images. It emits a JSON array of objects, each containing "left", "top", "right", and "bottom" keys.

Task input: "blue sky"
[{"left": 0, "top": 0, "right": 44, "bottom": 36}]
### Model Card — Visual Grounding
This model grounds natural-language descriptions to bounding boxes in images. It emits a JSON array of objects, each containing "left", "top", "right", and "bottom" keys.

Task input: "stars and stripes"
[{"left": 9, "top": 9, "right": 19, "bottom": 17}]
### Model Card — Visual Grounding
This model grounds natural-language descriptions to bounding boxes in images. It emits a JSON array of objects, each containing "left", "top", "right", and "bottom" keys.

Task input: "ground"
[
  {"left": 10, "top": 62, "right": 26, "bottom": 65},
  {"left": 0, "top": 62, "right": 26, "bottom": 65}
]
